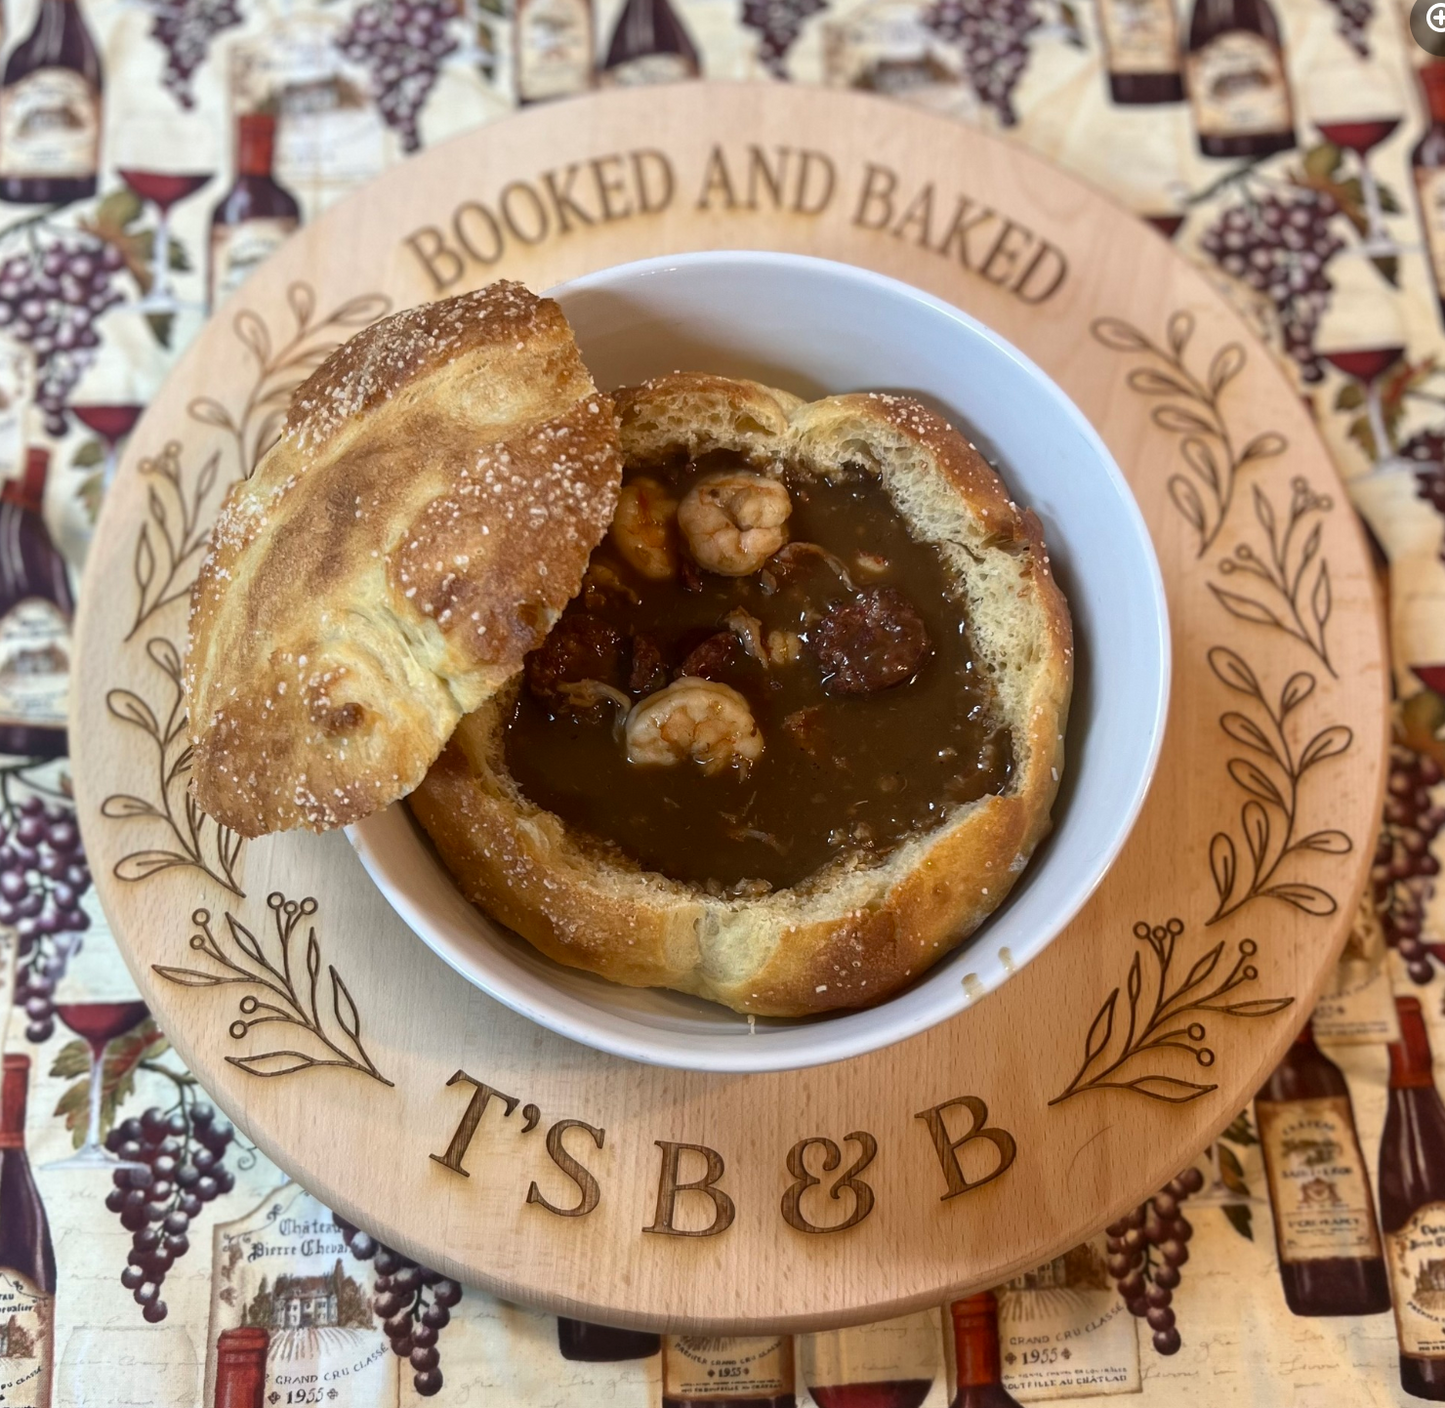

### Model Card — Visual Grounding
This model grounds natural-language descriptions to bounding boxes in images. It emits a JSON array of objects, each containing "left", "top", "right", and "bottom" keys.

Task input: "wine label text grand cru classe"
[
  {"left": 1258, "top": 1096, "right": 1383, "bottom": 1264},
  {"left": 0, "top": 1271, "right": 53, "bottom": 1408}
]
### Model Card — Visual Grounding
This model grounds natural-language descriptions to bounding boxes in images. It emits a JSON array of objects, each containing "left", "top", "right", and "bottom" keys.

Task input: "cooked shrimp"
[
  {"left": 625, "top": 678, "right": 763, "bottom": 776},
  {"left": 677, "top": 470, "right": 791, "bottom": 576},
  {"left": 609, "top": 477, "right": 678, "bottom": 580}
]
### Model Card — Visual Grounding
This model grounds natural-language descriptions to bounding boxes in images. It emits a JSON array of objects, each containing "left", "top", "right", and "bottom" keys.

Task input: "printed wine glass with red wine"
[
  {"left": 1318, "top": 279, "right": 1411, "bottom": 476},
  {"left": 69, "top": 403, "right": 143, "bottom": 490},
  {"left": 1305, "top": 61, "right": 1402, "bottom": 258},
  {"left": 110, "top": 109, "right": 214, "bottom": 314},
  {"left": 43, "top": 997, "right": 149, "bottom": 1170}
]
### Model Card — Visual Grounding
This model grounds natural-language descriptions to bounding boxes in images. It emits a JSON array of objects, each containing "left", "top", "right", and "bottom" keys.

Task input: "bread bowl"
[{"left": 407, "top": 372, "right": 1073, "bottom": 1017}]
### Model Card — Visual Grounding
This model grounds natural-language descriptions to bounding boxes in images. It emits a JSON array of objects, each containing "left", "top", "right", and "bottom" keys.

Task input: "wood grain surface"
[{"left": 69, "top": 82, "right": 1389, "bottom": 1332}]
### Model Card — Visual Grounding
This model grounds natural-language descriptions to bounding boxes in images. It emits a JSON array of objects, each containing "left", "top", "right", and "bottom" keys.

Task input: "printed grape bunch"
[
  {"left": 106, "top": 1102, "right": 237, "bottom": 1323},
  {"left": 1105, "top": 1166, "right": 1205, "bottom": 1356},
  {"left": 8, "top": 793, "right": 94, "bottom": 1044},
  {"left": 336, "top": 1216, "right": 461, "bottom": 1398}
]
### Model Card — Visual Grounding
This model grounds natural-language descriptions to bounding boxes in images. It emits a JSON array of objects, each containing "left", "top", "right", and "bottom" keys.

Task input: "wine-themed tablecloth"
[{"left": 0, "top": 0, "right": 1442, "bottom": 1402}]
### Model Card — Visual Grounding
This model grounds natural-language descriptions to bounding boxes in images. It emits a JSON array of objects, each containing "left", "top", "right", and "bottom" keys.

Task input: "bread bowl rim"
[{"left": 345, "top": 251, "right": 1170, "bottom": 1072}]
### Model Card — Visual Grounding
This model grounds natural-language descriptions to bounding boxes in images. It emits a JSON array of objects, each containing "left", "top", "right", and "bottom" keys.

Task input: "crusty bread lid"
[{"left": 185, "top": 283, "right": 623, "bottom": 838}]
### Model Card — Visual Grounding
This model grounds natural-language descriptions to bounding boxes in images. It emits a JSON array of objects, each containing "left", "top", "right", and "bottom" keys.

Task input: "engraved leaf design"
[
  {"left": 1166, "top": 310, "right": 1194, "bottom": 356},
  {"left": 1239, "top": 432, "right": 1287, "bottom": 463},
  {"left": 1208, "top": 343, "right": 1246, "bottom": 396},
  {"left": 100, "top": 794, "right": 163, "bottom": 819},
  {"left": 195, "top": 450, "right": 220, "bottom": 503},
  {"left": 1295, "top": 829, "right": 1352, "bottom": 854},
  {"left": 1153, "top": 405, "right": 1216, "bottom": 437},
  {"left": 1208, "top": 647, "right": 1261, "bottom": 698},
  {"left": 1242, "top": 801, "right": 1269, "bottom": 870},
  {"left": 331, "top": 967, "right": 362, "bottom": 1045},
  {"left": 1051, "top": 918, "right": 1294, "bottom": 1106},
  {"left": 233, "top": 309, "right": 272, "bottom": 366},
  {"left": 225, "top": 913, "right": 266, "bottom": 967},
  {"left": 1082, "top": 989, "right": 1118, "bottom": 1068},
  {"left": 1252, "top": 483, "right": 1276, "bottom": 539},
  {"left": 150, "top": 965, "right": 233, "bottom": 987},
  {"left": 186, "top": 395, "right": 236, "bottom": 431},
  {"left": 1128, "top": 368, "right": 1195, "bottom": 398},
  {"left": 227, "top": 1051, "right": 324, "bottom": 1077},
  {"left": 1117, "top": 1076, "right": 1217, "bottom": 1103},
  {"left": 1210, "top": 998, "right": 1296, "bottom": 1018},
  {"left": 134, "top": 525, "right": 156, "bottom": 596},
  {"left": 1312, "top": 560, "right": 1332, "bottom": 631},
  {"left": 1220, "top": 712, "right": 1274, "bottom": 755},
  {"left": 1180, "top": 941, "right": 1225, "bottom": 995},
  {"left": 1298, "top": 726, "right": 1353, "bottom": 771},
  {"left": 1210, "top": 833, "right": 1236, "bottom": 903},
  {"left": 1091, "top": 317, "right": 1153, "bottom": 353},
  {"left": 287, "top": 281, "right": 316, "bottom": 329},
  {"left": 329, "top": 292, "right": 391, "bottom": 327},
  {"left": 1279, "top": 672, "right": 1315, "bottom": 715},
  {"left": 1261, "top": 883, "right": 1337, "bottom": 916},
  {"left": 106, "top": 689, "right": 160, "bottom": 736},
  {"left": 1169, "top": 476, "right": 1206, "bottom": 535},
  {"left": 147, "top": 484, "right": 168, "bottom": 532},
  {"left": 152, "top": 896, "right": 391, "bottom": 1086},
  {"left": 114, "top": 850, "right": 192, "bottom": 881},
  {"left": 1211, "top": 587, "right": 1287, "bottom": 629},
  {"left": 1228, "top": 758, "right": 1286, "bottom": 808},
  {"left": 1181, "top": 437, "right": 1220, "bottom": 492}
]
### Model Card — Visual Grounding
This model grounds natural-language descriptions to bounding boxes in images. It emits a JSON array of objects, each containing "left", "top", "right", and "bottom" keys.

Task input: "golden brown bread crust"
[
  {"left": 185, "top": 283, "right": 623, "bottom": 837},
  {"left": 409, "top": 373, "right": 1073, "bottom": 1017}
]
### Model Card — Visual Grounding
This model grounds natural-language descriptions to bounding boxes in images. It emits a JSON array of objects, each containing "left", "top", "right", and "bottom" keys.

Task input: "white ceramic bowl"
[{"left": 349, "top": 252, "right": 1169, "bottom": 1073}]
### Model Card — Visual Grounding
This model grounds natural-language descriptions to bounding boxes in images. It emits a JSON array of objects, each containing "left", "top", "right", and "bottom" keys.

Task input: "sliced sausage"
[{"left": 810, "top": 586, "right": 930, "bottom": 695}]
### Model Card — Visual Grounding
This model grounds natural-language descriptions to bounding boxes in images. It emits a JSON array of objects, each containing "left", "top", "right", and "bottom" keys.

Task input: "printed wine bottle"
[
  {"left": 1095, "top": 0, "right": 1183, "bottom": 104},
  {"left": 213, "top": 1327, "right": 269, "bottom": 1408},
  {"left": 946, "top": 1294, "right": 1022, "bottom": 1408},
  {"left": 0, "top": 1054, "right": 56, "bottom": 1408},
  {"left": 0, "top": 0, "right": 101, "bottom": 204},
  {"left": 1413, "top": 62, "right": 1445, "bottom": 330},
  {"left": 208, "top": 112, "right": 301, "bottom": 310},
  {"left": 1381, "top": 996, "right": 1445, "bottom": 1400},
  {"left": 1184, "top": 0, "right": 1295, "bottom": 158},
  {"left": 513, "top": 0, "right": 595, "bottom": 103},
  {"left": 556, "top": 1317, "right": 661, "bottom": 1361},
  {"left": 800, "top": 1310, "right": 938, "bottom": 1408},
  {"left": 1256, "top": 1020, "right": 1391, "bottom": 1316},
  {"left": 661, "top": 1335, "right": 796, "bottom": 1407},
  {"left": 0, "top": 448, "right": 72, "bottom": 762},
  {"left": 601, "top": 0, "right": 701, "bottom": 86},
  {"left": 228, "top": 3, "right": 391, "bottom": 218}
]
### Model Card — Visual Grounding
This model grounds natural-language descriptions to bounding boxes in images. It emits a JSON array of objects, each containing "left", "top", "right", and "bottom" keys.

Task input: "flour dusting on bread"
[{"left": 185, "top": 284, "right": 623, "bottom": 837}]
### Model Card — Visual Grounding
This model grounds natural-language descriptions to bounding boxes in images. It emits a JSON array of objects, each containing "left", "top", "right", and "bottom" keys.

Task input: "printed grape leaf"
[
  {"left": 50, "top": 1017, "right": 164, "bottom": 1147},
  {"left": 1221, "top": 1110, "right": 1258, "bottom": 1146},
  {"left": 1222, "top": 1203, "right": 1254, "bottom": 1240},
  {"left": 1218, "top": 1141, "right": 1249, "bottom": 1195}
]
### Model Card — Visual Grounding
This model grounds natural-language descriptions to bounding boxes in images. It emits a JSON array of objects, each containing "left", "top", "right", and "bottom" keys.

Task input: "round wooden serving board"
[{"left": 72, "top": 83, "right": 1389, "bottom": 1332}]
